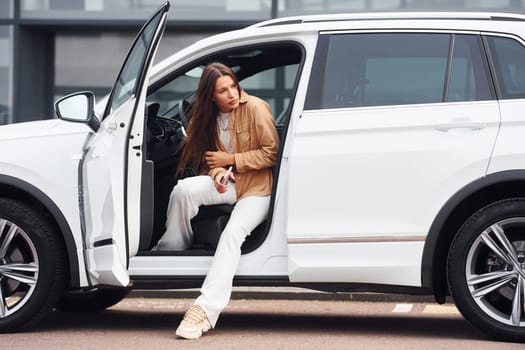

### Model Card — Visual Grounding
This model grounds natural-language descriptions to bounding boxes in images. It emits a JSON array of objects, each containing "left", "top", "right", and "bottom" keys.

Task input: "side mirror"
[{"left": 55, "top": 91, "right": 100, "bottom": 131}]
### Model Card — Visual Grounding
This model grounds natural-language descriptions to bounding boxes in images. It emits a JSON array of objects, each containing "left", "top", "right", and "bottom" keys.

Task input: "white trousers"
[{"left": 157, "top": 175, "right": 270, "bottom": 327}]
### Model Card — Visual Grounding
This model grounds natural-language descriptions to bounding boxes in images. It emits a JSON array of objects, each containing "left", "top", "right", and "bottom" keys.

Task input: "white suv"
[{"left": 1, "top": 1, "right": 525, "bottom": 342}]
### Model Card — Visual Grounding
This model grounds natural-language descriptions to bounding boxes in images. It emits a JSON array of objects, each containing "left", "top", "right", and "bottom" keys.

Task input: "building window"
[
  {"left": 54, "top": 31, "right": 219, "bottom": 100},
  {"left": 0, "top": 26, "right": 12, "bottom": 124},
  {"left": 277, "top": 0, "right": 525, "bottom": 16},
  {"left": 0, "top": 0, "right": 13, "bottom": 19},
  {"left": 21, "top": 0, "right": 272, "bottom": 21}
]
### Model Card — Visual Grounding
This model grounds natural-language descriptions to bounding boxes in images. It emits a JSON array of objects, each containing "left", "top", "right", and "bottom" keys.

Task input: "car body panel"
[
  {"left": 285, "top": 100, "right": 500, "bottom": 286},
  {"left": 488, "top": 100, "right": 525, "bottom": 174},
  {"left": 82, "top": 98, "right": 137, "bottom": 286},
  {"left": 0, "top": 119, "right": 91, "bottom": 286}
]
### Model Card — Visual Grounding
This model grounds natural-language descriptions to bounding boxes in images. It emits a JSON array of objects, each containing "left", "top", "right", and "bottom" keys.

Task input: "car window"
[
  {"left": 486, "top": 35, "right": 525, "bottom": 100},
  {"left": 147, "top": 63, "right": 299, "bottom": 124},
  {"left": 241, "top": 64, "right": 299, "bottom": 124},
  {"left": 306, "top": 32, "right": 494, "bottom": 109},
  {"left": 147, "top": 68, "right": 201, "bottom": 116},
  {"left": 104, "top": 6, "right": 166, "bottom": 118},
  {"left": 447, "top": 35, "right": 494, "bottom": 102}
]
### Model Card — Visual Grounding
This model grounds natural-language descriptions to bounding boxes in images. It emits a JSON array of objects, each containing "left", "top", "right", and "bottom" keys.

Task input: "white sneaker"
[{"left": 175, "top": 304, "right": 212, "bottom": 339}]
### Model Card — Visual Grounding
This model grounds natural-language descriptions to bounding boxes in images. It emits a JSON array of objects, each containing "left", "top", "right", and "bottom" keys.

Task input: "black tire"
[
  {"left": 0, "top": 198, "right": 65, "bottom": 332},
  {"left": 448, "top": 198, "right": 525, "bottom": 343},
  {"left": 56, "top": 288, "right": 129, "bottom": 313}
]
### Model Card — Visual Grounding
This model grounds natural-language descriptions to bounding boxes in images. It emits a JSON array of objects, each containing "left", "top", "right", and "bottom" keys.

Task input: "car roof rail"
[{"left": 250, "top": 11, "right": 525, "bottom": 28}]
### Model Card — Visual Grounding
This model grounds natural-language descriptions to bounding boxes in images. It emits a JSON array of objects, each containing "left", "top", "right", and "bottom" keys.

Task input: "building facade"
[{"left": 1, "top": 0, "right": 525, "bottom": 124}]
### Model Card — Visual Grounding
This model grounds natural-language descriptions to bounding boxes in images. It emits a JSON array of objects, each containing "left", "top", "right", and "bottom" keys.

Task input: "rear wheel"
[
  {"left": 448, "top": 198, "right": 525, "bottom": 342},
  {"left": 0, "top": 198, "right": 65, "bottom": 332}
]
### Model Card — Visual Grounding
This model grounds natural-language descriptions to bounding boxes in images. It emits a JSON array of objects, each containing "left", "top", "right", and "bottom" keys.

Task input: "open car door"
[{"left": 81, "top": 2, "right": 169, "bottom": 287}]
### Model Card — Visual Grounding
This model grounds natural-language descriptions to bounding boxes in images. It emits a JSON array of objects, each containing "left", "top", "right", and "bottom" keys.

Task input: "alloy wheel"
[
  {"left": 466, "top": 217, "right": 525, "bottom": 327},
  {"left": 0, "top": 218, "right": 39, "bottom": 318}
]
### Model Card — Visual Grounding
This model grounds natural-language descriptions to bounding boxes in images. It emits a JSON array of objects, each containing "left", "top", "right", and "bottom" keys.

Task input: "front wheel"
[
  {"left": 0, "top": 198, "right": 65, "bottom": 332},
  {"left": 448, "top": 198, "right": 525, "bottom": 342}
]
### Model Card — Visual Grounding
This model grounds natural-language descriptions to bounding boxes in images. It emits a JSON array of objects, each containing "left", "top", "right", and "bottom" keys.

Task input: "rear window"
[
  {"left": 305, "top": 32, "right": 494, "bottom": 110},
  {"left": 486, "top": 35, "right": 525, "bottom": 100}
]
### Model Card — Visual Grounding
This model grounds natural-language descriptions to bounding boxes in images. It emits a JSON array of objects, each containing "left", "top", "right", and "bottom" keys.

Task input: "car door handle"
[{"left": 434, "top": 118, "right": 486, "bottom": 132}]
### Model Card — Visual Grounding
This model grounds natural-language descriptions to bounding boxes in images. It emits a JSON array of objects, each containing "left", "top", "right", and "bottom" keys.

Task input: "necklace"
[{"left": 218, "top": 113, "right": 230, "bottom": 131}]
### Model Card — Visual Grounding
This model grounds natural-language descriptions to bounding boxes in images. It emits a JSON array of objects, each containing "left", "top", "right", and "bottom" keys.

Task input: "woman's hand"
[
  {"left": 213, "top": 170, "right": 236, "bottom": 193},
  {"left": 205, "top": 151, "right": 235, "bottom": 169}
]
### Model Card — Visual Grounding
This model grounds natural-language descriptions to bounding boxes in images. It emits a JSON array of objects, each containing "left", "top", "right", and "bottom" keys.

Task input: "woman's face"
[{"left": 213, "top": 75, "right": 239, "bottom": 113}]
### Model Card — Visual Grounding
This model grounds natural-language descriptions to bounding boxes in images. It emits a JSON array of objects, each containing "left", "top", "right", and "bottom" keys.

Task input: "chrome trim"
[
  {"left": 288, "top": 236, "right": 426, "bottom": 244},
  {"left": 319, "top": 29, "right": 481, "bottom": 36}
]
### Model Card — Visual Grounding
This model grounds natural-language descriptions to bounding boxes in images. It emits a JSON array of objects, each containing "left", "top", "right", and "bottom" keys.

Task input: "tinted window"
[
  {"left": 448, "top": 35, "right": 494, "bottom": 102},
  {"left": 486, "top": 36, "right": 525, "bottom": 99},
  {"left": 241, "top": 64, "right": 299, "bottom": 124},
  {"left": 306, "top": 33, "right": 493, "bottom": 109},
  {"left": 105, "top": 5, "right": 166, "bottom": 118},
  {"left": 147, "top": 68, "right": 201, "bottom": 116}
]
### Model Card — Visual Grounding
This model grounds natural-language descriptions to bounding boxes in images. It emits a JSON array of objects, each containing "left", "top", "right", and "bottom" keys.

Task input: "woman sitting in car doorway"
[{"left": 156, "top": 62, "right": 280, "bottom": 339}]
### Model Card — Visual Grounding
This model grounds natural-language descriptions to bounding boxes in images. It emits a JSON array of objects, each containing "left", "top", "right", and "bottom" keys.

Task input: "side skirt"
[{"left": 130, "top": 275, "right": 433, "bottom": 296}]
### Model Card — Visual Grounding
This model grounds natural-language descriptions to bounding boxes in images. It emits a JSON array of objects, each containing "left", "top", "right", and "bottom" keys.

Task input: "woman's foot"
[{"left": 176, "top": 304, "right": 212, "bottom": 339}]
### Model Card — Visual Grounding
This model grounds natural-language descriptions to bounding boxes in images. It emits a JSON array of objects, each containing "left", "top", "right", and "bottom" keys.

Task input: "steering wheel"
[
  {"left": 177, "top": 92, "right": 196, "bottom": 129},
  {"left": 146, "top": 103, "right": 166, "bottom": 143},
  {"left": 177, "top": 98, "right": 190, "bottom": 129}
]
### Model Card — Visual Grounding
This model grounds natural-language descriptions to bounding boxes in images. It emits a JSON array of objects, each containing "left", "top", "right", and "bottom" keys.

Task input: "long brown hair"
[{"left": 177, "top": 62, "right": 241, "bottom": 175}]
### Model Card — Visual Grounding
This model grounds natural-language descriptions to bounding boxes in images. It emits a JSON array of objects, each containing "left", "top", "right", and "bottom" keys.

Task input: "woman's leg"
[
  {"left": 157, "top": 175, "right": 236, "bottom": 250},
  {"left": 195, "top": 195, "right": 270, "bottom": 327}
]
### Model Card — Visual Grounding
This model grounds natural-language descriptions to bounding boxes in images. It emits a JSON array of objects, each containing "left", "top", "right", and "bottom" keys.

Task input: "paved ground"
[{"left": 4, "top": 295, "right": 524, "bottom": 350}]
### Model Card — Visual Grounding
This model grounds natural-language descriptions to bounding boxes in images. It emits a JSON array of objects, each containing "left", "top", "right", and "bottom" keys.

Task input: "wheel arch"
[
  {"left": 0, "top": 174, "right": 80, "bottom": 288},
  {"left": 422, "top": 169, "right": 525, "bottom": 304}
]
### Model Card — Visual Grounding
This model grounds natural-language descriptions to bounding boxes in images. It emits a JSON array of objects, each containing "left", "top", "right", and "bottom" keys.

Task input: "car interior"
[{"left": 138, "top": 42, "right": 304, "bottom": 256}]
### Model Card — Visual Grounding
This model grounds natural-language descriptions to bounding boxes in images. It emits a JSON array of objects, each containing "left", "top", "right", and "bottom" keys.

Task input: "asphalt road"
[{"left": 3, "top": 297, "right": 524, "bottom": 350}]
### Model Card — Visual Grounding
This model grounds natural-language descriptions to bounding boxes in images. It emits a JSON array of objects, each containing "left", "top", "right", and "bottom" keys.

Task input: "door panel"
[
  {"left": 287, "top": 32, "right": 499, "bottom": 285},
  {"left": 81, "top": 2, "right": 169, "bottom": 286},
  {"left": 287, "top": 101, "right": 500, "bottom": 285},
  {"left": 485, "top": 35, "right": 525, "bottom": 174},
  {"left": 82, "top": 99, "right": 137, "bottom": 286}
]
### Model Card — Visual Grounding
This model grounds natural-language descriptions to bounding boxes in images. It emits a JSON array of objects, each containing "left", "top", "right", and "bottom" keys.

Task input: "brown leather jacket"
[{"left": 208, "top": 91, "right": 279, "bottom": 200}]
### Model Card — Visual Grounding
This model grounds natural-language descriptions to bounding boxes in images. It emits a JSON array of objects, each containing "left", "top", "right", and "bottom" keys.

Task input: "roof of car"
[{"left": 250, "top": 11, "right": 525, "bottom": 28}]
